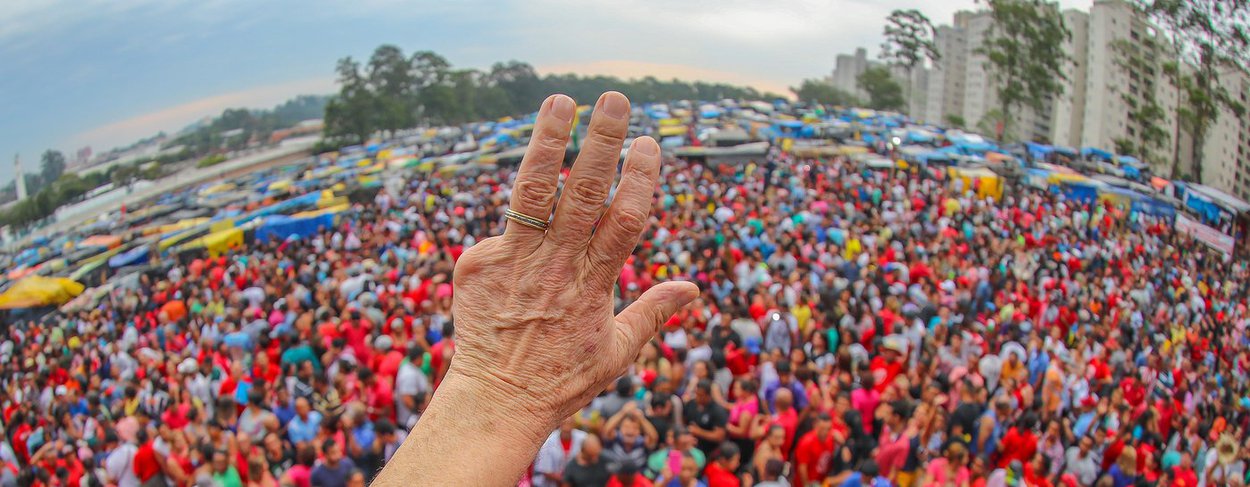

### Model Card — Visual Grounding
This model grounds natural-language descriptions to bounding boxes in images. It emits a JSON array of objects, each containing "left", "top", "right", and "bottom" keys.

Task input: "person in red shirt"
[
  {"left": 794, "top": 413, "right": 838, "bottom": 487},
  {"left": 996, "top": 413, "right": 1038, "bottom": 469},
  {"left": 704, "top": 442, "right": 741, "bottom": 487},
  {"left": 1169, "top": 451, "right": 1198, "bottom": 487}
]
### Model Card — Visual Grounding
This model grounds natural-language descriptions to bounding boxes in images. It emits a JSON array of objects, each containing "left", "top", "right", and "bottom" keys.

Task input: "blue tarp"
[
  {"left": 1082, "top": 147, "right": 1115, "bottom": 161},
  {"left": 701, "top": 109, "right": 722, "bottom": 119},
  {"left": 1025, "top": 142, "right": 1053, "bottom": 160},
  {"left": 907, "top": 132, "right": 935, "bottom": 144},
  {"left": 1058, "top": 182, "right": 1100, "bottom": 204},
  {"left": 254, "top": 213, "right": 336, "bottom": 242},
  {"left": 108, "top": 246, "right": 149, "bottom": 268}
]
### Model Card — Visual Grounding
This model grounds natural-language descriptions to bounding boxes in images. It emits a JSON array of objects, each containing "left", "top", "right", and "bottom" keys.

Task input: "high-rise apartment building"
[{"left": 1202, "top": 69, "right": 1250, "bottom": 199}]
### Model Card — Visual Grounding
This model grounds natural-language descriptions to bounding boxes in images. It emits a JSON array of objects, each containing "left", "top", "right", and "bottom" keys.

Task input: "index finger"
[{"left": 504, "top": 94, "right": 576, "bottom": 248}]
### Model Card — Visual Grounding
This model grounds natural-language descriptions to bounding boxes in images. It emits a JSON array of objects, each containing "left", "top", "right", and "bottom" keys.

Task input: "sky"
[{"left": 0, "top": 0, "right": 1094, "bottom": 184}]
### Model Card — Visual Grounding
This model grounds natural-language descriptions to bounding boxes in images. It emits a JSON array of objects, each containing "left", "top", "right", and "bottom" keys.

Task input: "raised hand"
[{"left": 374, "top": 92, "right": 698, "bottom": 486}]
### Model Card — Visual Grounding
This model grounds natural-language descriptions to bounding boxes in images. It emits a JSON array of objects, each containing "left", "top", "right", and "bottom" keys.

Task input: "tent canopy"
[{"left": 0, "top": 276, "right": 85, "bottom": 309}]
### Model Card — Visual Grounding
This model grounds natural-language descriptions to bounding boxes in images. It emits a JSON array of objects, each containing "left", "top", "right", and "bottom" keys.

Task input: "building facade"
[{"left": 1202, "top": 68, "right": 1250, "bottom": 199}]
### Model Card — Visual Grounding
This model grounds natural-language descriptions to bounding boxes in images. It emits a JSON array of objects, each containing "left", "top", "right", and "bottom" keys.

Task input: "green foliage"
[
  {"left": 196, "top": 154, "right": 228, "bottom": 168},
  {"left": 1113, "top": 138, "right": 1137, "bottom": 155},
  {"left": 40, "top": 150, "right": 66, "bottom": 187},
  {"left": 881, "top": 9, "right": 940, "bottom": 70},
  {"left": 856, "top": 66, "right": 905, "bottom": 111},
  {"left": 944, "top": 114, "right": 967, "bottom": 129},
  {"left": 978, "top": 0, "right": 1070, "bottom": 141},
  {"left": 1132, "top": 0, "right": 1250, "bottom": 182},
  {"left": 790, "top": 79, "right": 859, "bottom": 107},
  {"left": 881, "top": 9, "right": 939, "bottom": 109},
  {"left": 324, "top": 46, "right": 782, "bottom": 141},
  {"left": 0, "top": 171, "right": 107, "bottom": 228},
  {"left": 166, "top": 95, "right": 330, "bottom": 157}
]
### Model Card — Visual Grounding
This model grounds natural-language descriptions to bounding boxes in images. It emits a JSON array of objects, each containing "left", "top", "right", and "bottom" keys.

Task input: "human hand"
[{"left": 446, "top": 92, "right": 698, "bottom": 432}]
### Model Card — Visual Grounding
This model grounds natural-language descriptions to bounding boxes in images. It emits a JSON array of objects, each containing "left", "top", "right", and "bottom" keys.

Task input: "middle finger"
[{"left": 546, "top": 91, "right": 631, "bottom": 253}]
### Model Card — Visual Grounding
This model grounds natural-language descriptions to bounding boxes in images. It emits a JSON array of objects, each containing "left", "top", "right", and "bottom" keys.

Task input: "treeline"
[
  {"left": 324, "top": 45, "right": 783, "bottom": 143},
  {"left": 165, "top": 95, "right": 329, "bottom": 155}
]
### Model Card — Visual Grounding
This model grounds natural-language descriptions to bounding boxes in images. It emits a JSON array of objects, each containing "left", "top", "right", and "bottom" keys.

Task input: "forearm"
[{"left": 372, "top": 372, "right": 554, "bottom": 486}]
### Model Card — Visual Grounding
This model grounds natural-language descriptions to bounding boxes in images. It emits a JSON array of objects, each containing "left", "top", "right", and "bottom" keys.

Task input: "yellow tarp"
[
  {"left": 152, "top": 218, "right": 210, "bottom": 236},
  {"left": 293, "top": 204, "right": 347, "bottom": 219},
  {"left": 210, "top": 219, "right": 236, "bottom": 233},
  {"left": 376, "top": 149, "right": 392, "bottom": 160},
  {"left": 1047, "top": 172, "right": 1090, "bottom": 185},
  {"left": 317, "top": 196, "right": 348, "bottom": 209},
  {"left": 201, "top": 183, "right": 236, "bottom": 195},
  {"left": 658, "top": 126, "right": 687, "bottom": 137},
  {"left": 0, "top": 276, "right": 85, "bottom": 309},
  {"left": 950, "top": 167, "right": 1003, "bottom": 200},
  {"left": 659, "top": 118, "right": 683, "bottom": 127},
  {"left": 267, "top": 180, "right": 293, "bottom": 192},
  {"left": 202, "top": 228, "right": 243, "bottom": 258},
  {"left": 837, "top": 146, "right": 870, "bottom": 156}
]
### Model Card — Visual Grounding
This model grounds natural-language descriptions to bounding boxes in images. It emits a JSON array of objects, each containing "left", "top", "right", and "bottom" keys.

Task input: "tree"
[
  {"left": 881, "top": 9, "right": 939, "bottom": 111},
  {"left": 40, "top": 150, "right": 66, "bottom": 186},
  {"left": 945, "top": 114, "right": 967, "bottom": 129},
  {"left": 790, "top": 79, "right": 859, "bottom": 106},
  {"left": 1132, "top": 0, "right": 1250, "bottom": 182},
  {"left": 856, "top": 66, "right": 905, "bottom": 111},
  {"left": 1110, "top": 39, "right": 1170, "bottom": 165},
  {"left": 978, "top": 0, "right": 1070, "bottom": 141}
]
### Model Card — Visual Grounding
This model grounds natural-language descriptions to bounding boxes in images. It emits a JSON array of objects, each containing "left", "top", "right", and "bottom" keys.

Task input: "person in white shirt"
[
  {"left": 103, "top": 431, "right": 140, "bottom": 487},
  {"left": 394, "top": 346, "right": 430, "bottom": 429},
  {"left": 532, "top": 417, "right": 587, "bottom": 487}
]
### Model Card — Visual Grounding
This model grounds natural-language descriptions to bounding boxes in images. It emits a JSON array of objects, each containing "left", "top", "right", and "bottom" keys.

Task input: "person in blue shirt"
[{"left": 287, "top": 397, "right": 322, "bottom": 445}]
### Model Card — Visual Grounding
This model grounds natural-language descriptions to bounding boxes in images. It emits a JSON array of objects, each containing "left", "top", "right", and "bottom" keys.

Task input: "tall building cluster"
[{"left": 829, "top": 0, "right": 1250, "bottom": 198}]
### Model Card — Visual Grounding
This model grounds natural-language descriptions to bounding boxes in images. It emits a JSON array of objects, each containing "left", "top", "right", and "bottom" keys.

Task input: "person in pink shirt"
[
  {"left": 921, "top": 441, "right": 971, "bottom": 487},
  {"left": 851, "top": 376, "right": 881, "bottom": 435},
  {"left": 875, "top": 400, "right": 913, "bottom": 479}
]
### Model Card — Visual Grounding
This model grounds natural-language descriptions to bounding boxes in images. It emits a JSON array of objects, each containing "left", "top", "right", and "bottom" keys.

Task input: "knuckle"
[
  {"left": 531, "top": 130, "right": 568, "bottom": 153},
  {"left": 513, "top": 179, "right": 555, "bottom": 211},
  {"left": 587, "top": 120, "right": 626, "bottom": 143},
  {"left": 565, "top": 178, "right": 612, "bottom": 209},
  {"left": 612, "top": 206, "right": 649, "bottom": 237}
]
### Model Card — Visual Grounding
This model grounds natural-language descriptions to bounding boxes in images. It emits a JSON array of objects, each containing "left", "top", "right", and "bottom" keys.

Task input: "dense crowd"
[{"left": 3, "top": 146, "right": 1250, "bottom": 487}]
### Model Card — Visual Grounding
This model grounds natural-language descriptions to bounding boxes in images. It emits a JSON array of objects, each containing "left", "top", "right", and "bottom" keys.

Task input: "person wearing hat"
[{"left": 1203, "top": 435, "right": 1244, "bottom": 486}]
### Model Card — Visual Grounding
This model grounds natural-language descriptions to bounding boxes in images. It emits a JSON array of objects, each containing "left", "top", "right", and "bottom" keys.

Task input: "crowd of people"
[{"left": 3, "top": 144, "right": 1250, "bottom": 487}]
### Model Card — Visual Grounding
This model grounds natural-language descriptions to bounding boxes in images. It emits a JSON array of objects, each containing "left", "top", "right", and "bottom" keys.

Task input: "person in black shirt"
[
  {"left": 683, "top": 379, "right": 728, "bottom": 456},
  {"left": 564, "top": 435, "right": 611, "bottom": 487}
]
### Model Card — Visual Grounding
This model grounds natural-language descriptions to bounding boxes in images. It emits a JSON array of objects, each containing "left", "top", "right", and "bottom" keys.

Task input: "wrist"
[{"left": 437, "top": 368, "right": 559, "bottom": 445}]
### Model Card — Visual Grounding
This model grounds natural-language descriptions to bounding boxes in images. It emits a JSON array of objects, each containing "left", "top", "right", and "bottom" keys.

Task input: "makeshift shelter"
[
  {"left": 0, "top": 276, "right": 84, "bottom": 309},
  {"left": 254, "top": 213, "right": 336, "bottom": 242},
  {"left": 949, "top": 167, "right": 1003, "bottom": 200},
  {"left": 79, "top": 235, "right": 123, "bottom": 250},
  {"left": 108, "top": 246, "right": 150, "bottom": 268}
]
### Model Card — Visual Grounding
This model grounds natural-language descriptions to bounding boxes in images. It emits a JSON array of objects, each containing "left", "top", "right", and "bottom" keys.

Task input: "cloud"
[{"left": 69, "top": 77, "right": 335, "bottom": 150}]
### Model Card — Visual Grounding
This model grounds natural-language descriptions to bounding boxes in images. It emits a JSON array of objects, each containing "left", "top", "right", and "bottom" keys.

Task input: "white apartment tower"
[
  {"left": 1050, "top": 9, "right": 1089, "bottom": 148},
  {"left": 1202, "top": 69, "right": 1250, "bottom": 199}
]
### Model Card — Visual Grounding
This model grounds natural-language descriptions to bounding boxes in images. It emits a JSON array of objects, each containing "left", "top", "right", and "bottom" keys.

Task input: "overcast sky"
[{"left": 0, "top": 0, "right": 1094, "bottom": 184}]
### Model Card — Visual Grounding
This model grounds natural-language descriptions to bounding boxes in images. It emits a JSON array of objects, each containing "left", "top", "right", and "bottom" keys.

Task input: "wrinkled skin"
[{"left": 450, "top": 91, "right": 697, "bottom": 423}]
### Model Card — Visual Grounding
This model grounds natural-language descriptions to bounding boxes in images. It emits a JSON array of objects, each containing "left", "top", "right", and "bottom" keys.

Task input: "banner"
[{"left": 1175, "top": 213, "right": 1235, "bottom": 255}]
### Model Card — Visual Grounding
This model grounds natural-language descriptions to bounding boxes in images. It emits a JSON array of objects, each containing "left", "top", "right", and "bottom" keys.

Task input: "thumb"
[{"left": 614, "top": 281, "right": 699, "bottom": 364}]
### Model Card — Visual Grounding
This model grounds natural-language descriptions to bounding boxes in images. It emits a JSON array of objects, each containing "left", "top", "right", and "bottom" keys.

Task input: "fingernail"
[
  {"left": 551, "top": 95, "right": 575, "bottom": 123},
  {"left": 632, "top": 137, "right": 658, "bottom": 156},
  {"left": 599, "top": 92, "right": 629, "bottom": 120}
]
